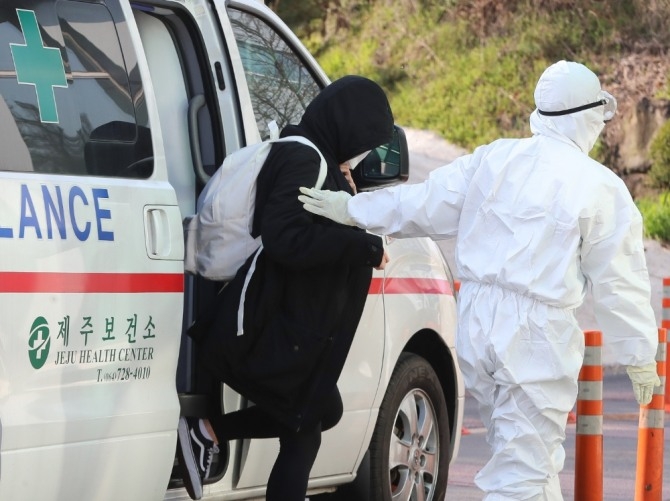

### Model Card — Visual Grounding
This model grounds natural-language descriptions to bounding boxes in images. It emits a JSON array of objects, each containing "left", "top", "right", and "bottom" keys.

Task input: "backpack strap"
[
  {"left": 237, "top": 243, "right": 263, "bottom": 336},
  {"left": 272, "top": 136, "right": 327, "bottom": 189},
  {"left": 266, "top": 120, "right": 280, "bottom": 140}
]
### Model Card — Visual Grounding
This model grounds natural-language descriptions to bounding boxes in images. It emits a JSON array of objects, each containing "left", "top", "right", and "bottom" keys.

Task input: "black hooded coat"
[{"left": 197, "top": 76, "right": 394, "bottom": 432}]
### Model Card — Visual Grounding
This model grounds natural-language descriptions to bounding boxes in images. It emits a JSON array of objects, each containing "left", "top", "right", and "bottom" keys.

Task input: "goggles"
[{"left": 538, "top": 91, "right": 617, "bottom": 121}]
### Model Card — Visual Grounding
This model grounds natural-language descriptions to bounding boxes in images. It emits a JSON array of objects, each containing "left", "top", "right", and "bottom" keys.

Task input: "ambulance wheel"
[{"left": 369, "top": 353, "right": 450, "bottom": 501}]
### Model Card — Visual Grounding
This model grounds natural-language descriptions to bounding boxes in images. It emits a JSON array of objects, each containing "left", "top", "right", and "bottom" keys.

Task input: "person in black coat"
[{"left": 177, "top": 75, "right": 395, "bottom": 501}]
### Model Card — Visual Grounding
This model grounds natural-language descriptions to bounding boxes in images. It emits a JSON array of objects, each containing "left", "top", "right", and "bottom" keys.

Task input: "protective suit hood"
[
  {"left": 282, "top": 75, "right": 394, "bottom": 164},
  {"left": 529, "top": 61, "right": 614, "bottom": 153}
]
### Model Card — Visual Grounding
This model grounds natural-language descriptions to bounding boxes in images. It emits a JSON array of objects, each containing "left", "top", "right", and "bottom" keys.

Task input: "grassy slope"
[{"left": 277, "top": 0, "right": 668, "bottom": 152}]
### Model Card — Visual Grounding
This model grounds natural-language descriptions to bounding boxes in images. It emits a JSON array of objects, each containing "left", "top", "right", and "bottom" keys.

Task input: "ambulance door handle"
[
  {"left": 145, "top": 207, "right": 169, "bottom": 258},
  {"left": 188, "top": 94, "right": 209, "bottom": 185},
  {"left": 144, "top": 206, "right": 184, "bottom": 261}
]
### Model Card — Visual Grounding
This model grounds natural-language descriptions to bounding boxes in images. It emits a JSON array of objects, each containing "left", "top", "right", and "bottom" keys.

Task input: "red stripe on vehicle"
[
  {"left": 0, "top": 272, "right": 184, "bottom": 293},
  {"left": 369, "top": 277, "right": 453, "bottom": 295}
]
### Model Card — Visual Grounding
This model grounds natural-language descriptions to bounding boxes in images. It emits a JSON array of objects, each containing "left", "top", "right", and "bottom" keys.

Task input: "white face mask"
[{"left": 346, "top": 150, "right": 371, "bottom": 170}]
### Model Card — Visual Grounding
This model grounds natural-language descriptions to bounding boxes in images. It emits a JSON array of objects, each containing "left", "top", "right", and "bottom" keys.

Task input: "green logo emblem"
[
  {"left": 10, "top": 9, "right": 68, "bottom": 123},
  {"left": 28, "top": 316, "right": 51, "bottom": 369}
]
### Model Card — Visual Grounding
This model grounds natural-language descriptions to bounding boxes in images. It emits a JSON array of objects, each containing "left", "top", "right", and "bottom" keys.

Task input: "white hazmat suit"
[{"left": 299, "top": 61, "right": 660, "bottom": 500}]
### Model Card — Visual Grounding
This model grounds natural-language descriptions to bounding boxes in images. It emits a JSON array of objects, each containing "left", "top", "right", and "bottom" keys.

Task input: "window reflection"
[
  {"left": 229, "top": 9, "right": 321, "bottom": 137},
  {"left": 0, "top": 0, "right": 152, "bottom": 177}
]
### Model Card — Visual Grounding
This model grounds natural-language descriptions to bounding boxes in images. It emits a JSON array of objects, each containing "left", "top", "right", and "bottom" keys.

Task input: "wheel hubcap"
[{"left": 388, "top": 389, "right": 439, "bottom": 501}]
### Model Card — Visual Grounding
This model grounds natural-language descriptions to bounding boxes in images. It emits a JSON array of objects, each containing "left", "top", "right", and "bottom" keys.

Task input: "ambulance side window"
[
  {"left": 228, "top": 8, "right": 321, "bottom": 138},
  {"left": 0, "top": 0, "right": 153, "bottom": 178}
]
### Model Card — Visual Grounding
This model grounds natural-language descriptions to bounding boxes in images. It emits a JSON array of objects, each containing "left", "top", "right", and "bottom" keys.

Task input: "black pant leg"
[{"left": 207, "top": 386, "right": 343, "bottom": 499}]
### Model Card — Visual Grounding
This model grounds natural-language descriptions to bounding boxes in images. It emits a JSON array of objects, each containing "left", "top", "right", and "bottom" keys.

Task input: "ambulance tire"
[{"left": 368, "top": 353, "right": 450, "bottom": 501}]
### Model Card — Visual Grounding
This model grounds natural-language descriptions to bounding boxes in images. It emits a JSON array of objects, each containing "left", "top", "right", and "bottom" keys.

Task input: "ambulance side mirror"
[{"left": 353, "top": 125, "right": 409, "bottom": 190}]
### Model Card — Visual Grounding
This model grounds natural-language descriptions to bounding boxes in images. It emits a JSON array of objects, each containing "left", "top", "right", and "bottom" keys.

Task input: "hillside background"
[{"left": 270, "top": 0, "right": 670, "bottom": 200}]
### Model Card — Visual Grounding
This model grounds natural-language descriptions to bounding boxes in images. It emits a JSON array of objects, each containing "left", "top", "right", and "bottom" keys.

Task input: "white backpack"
[{"left": 184, "top": 131, "right": 327, "bottom": 281}]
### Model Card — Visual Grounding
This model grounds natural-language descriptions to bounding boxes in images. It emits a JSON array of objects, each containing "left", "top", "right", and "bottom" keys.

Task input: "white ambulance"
[{"left": 0, "top": 1, "right": 464, "bottom": 500}]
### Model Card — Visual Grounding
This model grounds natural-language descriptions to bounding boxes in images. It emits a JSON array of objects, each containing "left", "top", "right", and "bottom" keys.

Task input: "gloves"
[
  {"left": 626, "top": 363, "right": 661, "bottom": 406},
  {"left": 298, "top": 187, "right": 356, "bottom": 226}
]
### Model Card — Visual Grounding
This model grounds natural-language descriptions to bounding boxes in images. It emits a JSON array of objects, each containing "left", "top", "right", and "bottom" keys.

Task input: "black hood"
[{"left": 282, "top": 75, "right": 394, "bottom": 164}]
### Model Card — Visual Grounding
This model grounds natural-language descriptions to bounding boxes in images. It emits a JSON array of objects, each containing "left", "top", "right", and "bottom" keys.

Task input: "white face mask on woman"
[{"left": 346, "top": 150, "right": 371, "bottom": 170}]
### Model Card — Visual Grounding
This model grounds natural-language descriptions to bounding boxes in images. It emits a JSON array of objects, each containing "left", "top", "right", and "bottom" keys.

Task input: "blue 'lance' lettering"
[
  {"left": 7, "top": 184, "right": 115, "bottom": 242},
  {"left": 43, "top": 185, "right": 66, "bottom": 239},
  {"left": 69, "top": 186, "right": 91, "bottom": 240},
  {"left": 10, "top": 9, "right": 68, "bottom": 123},
  {"left": 19, "top": 184, "right": 41, "bottom": 238},
  {"left": 93, "top": 189, "right": 114, "bottom": 241}
]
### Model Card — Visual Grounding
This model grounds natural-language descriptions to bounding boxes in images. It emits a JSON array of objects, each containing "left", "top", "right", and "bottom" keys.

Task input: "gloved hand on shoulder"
[
  {"left": 626, "top": 362, "right": 661, "bottom": 406},
  {"left": 298, "top": 187, "right": 355, "bottom": 226}
]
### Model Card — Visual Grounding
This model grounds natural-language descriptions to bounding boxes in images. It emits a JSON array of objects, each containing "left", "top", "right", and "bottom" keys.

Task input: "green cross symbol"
[{"left": 10, "top": 9, "right": 68, "bottom": 123}]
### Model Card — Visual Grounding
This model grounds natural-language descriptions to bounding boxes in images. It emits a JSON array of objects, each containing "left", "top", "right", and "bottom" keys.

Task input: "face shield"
[{"left": 538, "top": 90, "right": 617, "bottom": 122}]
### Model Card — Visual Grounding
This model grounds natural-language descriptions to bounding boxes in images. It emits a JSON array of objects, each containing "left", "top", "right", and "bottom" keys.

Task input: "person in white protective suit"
[{"left": 298, "top": 60, "right": 661, "bottom": 500}]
